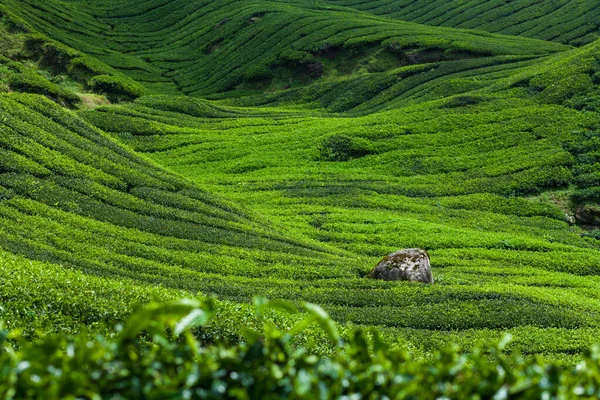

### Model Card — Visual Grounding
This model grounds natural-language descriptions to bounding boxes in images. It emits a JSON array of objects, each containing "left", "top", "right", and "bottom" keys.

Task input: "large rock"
[{"left": 368, "top": 249, "right": 433, "bottom": 283}]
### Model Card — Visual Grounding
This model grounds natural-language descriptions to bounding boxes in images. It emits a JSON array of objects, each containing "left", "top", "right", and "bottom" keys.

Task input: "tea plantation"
[
  {"left": 2, "top": 0, "right": 600, "bottom": 396},
  {"left": 318, "top": 0, "right": 600, "bottom": 46}
]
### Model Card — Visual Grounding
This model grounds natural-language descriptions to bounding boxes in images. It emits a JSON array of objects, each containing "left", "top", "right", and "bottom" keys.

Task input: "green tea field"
[{"left": 2, "top": 0, "right": 600, "bottom": 396}]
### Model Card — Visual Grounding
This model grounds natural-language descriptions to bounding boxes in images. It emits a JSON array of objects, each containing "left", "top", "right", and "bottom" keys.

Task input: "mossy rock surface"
[{"left": 368, "top": 249, "right": 433, "bottom": 284}]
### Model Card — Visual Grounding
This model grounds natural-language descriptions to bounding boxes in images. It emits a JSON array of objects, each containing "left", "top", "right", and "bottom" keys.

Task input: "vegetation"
[
  {"left": 318, "top": 134, "right": 373, "bottom": 161},
  {"left": 0, "top": 9, "right": 148, "bottom": 106},
  {"left": 3, "top": 298, "right": 600, "bottom": 399},
  {"left": 2, "top": 0, "right": 568, "bottom": 97},
  {"left": 317, "top": 0, "right": 600, "bottom": 46},
  {"left": 1, "top": 0, "right": 600, "bottom": 396}
]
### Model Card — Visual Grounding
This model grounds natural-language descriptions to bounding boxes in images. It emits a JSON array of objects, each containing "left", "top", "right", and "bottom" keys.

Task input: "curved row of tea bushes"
[
  {"left": 321, "top": 0, "right": 600, "bottom": 46},
  {"left": 3, "top": 0, "right": 569, "bottom": 97},
  {"left": 74, "top": 86, "right": 600, "bottom": 362}
]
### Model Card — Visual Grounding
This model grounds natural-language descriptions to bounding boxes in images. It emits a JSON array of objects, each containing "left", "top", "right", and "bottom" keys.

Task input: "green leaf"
[
  {"left": 288, "top": 303, "right": 339, "bottom": 344},
  {"left": 253, "top": 297, "right": 298, "bottom": 317},
  {"left": 497, "top": 334, "right": 513, "bottom": 351},
  {"left": 253, "top": 296, "right": 269, "bottom": 317},
  {"left": 265, "top": 299, "right": 299, "bottom": 315},
  {"left": 174, "top": 308, "right": 211, "bottom": 336},
  {"left": 120, "top": 299, "right": 213, "bottom": 339},
  {"left": 304, "top": 303, "right": 339, "bottom": 343}
]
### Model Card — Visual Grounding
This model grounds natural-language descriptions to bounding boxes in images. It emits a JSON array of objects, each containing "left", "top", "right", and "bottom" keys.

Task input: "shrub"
[
  {"left": 8, "top": 70, "right": 80, "bottom": 107},
  {"left": 242, "top": 64, "right": 273, "bottom": 82},
  {"left": 318, "top": 134, "right": 372, "bottom": 161},
  {"left": 279, "top": 49, "right": 314, "bottom": 64},
  {"left": 2, "top": 298, "right": 600, "bottom": 399},
  {"left": 305, "top": 61, "right": 324, "bottom": 78},
  {"left": 87, "top": 74, "right": 147, "bottom": 102},
  {"left": 441, "top": 95, "right": 484, "bottom": 108}
]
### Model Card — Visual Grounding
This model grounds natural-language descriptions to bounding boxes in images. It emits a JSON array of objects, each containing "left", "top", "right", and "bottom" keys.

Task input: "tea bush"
[
  {"left": 2, "top": 0, "right": 568, "bottom": 97},
  {"left": 3, "top": 0, "right": 600, "bottom": 372},
  {"left": 318, "top": 134, "right": 373, "bottom": 161},
  {"left": 1, "top": 298, "right": 600, "bottom": 399},
  {"left": 315, "top": 0, "right": 600, "bottom": 46},
  {"left": 88, "top": 74, "right": 148, "bottom": 102}
]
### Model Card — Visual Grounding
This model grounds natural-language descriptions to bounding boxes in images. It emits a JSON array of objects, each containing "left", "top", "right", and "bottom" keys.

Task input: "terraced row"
[
  {"left": 321, "top": 0, "right": 600, "bottom": 46},
  {"left": 222, "top": 36, "right": 600, "bottom": 113},
  {"left": 77, "top": 86, "right": 600, "bottom": 362},
  {"left": 0, "top": 93, "right": 353, "bottom": 285},
  {"left": 2, "top": 0, "right": 569, "bottom": 98},
  {"left": 1, "top": 91, "right": 600, "bottom": 361}
]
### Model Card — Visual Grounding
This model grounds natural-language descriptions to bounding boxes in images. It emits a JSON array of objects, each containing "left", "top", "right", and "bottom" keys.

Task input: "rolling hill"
[
  {"left": 319, "top": 0, "right": 600, "bottom": 46},
  {"left": 2, "top": 0, "right": 569, "bottom": 97},
  {"left": 2, "top": 0, "right": 600, "bottom": 367}
]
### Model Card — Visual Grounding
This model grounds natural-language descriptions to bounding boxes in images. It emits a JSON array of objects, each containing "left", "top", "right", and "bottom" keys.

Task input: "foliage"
[
  {"left": 3, "top": 0, "right": 600, "bottom": 375},
  {"left": 88, "top": 74, "right": 148, "bottom": 102},
  {"left": 441, "top": 95, "right": 485, "bottom": 108},
  {"left": 0, "top": 8, "right": 147, "bottom": 104},
  {"left": 1, "top": 0, "right": 568, "bottom": 96},
  {"left": 2, "top": 299, "right": 600, "bottom": 399},
  {"left": 317, "top": 134, "right": 373, "bottom": 161},
  {"left": 313, "top": 0, "right": 600, "bottom": 46},
  {"left": 7, "top": 69, "right": 80, "bottom": 107}
]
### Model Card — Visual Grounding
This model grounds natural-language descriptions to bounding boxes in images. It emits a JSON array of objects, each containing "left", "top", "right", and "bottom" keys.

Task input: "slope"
[
  {"left": 0, "top": 92, "right": 357, "bottom": 294},
  {"left": 2, "top": 0, "right": 600, "bottom": 364},
  {"left": 2, "top": 0, "right": 569, "bottom": 97},
  {"left": 319, "top": 0, "right": 600, "bottom": 46},
  {"left": 80, "top": 54, "right": 600, "bottom": 359}
]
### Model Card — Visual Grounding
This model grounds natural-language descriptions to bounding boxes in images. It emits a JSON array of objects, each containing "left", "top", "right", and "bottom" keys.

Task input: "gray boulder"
[{"left": 368, "top": 248, "right": 433, "bottom": 283}]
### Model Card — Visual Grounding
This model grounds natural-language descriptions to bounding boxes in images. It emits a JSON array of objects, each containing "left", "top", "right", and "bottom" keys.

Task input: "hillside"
[
  {"left": 2, "top": 0, "right": 600, "bottom": 370},
  {"left": 2, "top": 0, "right": 568, "bottom": 97},
  {"left": 319, "top": 0, "right": 600, "bottom": 46}
]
